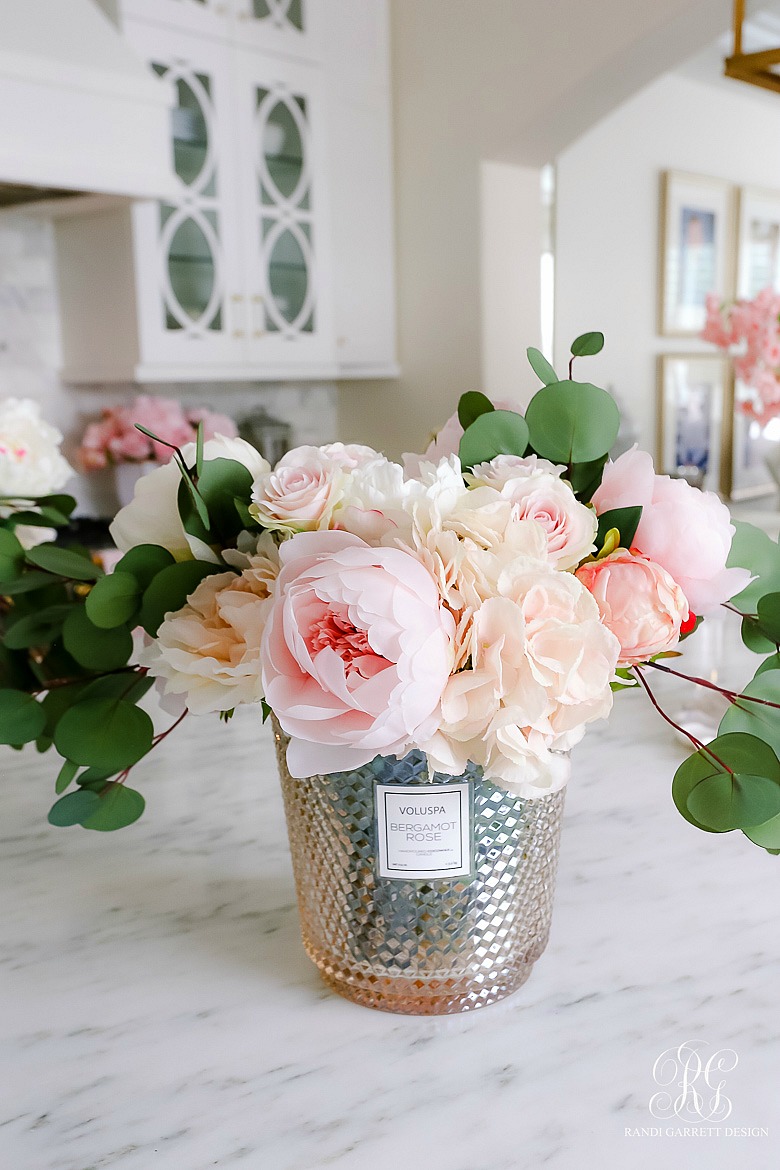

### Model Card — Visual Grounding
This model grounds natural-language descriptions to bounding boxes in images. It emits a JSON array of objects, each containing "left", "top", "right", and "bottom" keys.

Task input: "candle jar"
[{"left": 273, "top": 719, "right": 565, "bottom": 1015}]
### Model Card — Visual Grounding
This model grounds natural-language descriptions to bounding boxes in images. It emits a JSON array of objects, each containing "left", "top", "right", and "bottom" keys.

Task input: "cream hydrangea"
[
  {"left": 139, "top": 536, "right": 280, "bottom": 714},
  {"left": 421, "top": 561, "right": 620, "bottom": 798}
]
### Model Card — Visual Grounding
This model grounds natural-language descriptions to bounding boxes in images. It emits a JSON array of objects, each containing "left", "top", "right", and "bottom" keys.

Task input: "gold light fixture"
[{"left": 725, "top": 0, "right": 780, "bottom": 94}]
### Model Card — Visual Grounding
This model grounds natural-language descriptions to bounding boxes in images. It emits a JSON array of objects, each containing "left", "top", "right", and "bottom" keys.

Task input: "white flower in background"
[
  {"left": 334, "top": 454, "right": 422, "bottom": 543},
  {"left": 0, "top": 397, "right": 73, "bottom": 548},
  {"left": 421, "top": 562, "right": 620, "bottom": 797},
  {"left": 110, "top": 435, "right": 269, "bottom": 561},
  {"left": 249, "top": 445, "right": 346, "bottom": 534},
  {"left": 317, "top": 442, "right": 382, "bottom": 470},
  {"left": 139, "top": 553, "right": 279, "bottom": 714},
  {"left": 467, "top": 454, "right": 597, "bottom": 570}
]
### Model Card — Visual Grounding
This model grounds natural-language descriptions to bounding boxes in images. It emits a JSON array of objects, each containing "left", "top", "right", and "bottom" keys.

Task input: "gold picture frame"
[
  {"left": 656, "top": 353, "right": 730, "bottom": 494},
  {"left": 658, "top": 171, "right": 737, "bottom": 337}
]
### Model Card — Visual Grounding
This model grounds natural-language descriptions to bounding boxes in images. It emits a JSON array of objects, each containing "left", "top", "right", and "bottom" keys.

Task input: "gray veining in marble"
[{"left": 2, "top": 648, "right": 780, "bottom": 1169}]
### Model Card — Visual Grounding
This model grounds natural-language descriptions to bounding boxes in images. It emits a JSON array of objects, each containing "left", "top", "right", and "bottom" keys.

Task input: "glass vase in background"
[{"left": 272, "top": 718, "right": 565, "bottom": 1016}]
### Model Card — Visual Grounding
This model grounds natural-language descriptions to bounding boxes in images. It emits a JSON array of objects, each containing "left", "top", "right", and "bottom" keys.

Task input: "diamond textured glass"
[{"left": 273, "top": 719, "right": 565, "bottom": 1015}]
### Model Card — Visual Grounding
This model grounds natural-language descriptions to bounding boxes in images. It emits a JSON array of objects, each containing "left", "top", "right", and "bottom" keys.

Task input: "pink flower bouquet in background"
[
  {"left": 702, "top": 288, "right": 780, "bottom": 421},
  {"left": 77, "top": 395, "right": 237, "bottom": 471}
]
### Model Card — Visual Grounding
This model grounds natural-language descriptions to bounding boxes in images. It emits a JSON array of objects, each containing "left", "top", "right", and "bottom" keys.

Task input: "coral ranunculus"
[
  {"left": 261, "top": 530, "right": 455, "bottom": 777},
  {"left": 575, "top": 548, "right": 689, "bottom": 666}
]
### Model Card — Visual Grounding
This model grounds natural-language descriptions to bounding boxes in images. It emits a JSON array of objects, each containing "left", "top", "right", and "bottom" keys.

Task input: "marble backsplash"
[{"left": 0, "top": 213, "right": 338, "bottom": 518}]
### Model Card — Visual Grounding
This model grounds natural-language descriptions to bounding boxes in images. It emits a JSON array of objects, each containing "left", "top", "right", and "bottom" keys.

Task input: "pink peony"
[
  {"left": 592, "top": 448, "right": 751, "bottom": 612},
  {"left": 576, "top": 549, "right": 688, "bottom": 666},
  {"left": 262, "top": 530, "right": 455, "bottom": 777}
]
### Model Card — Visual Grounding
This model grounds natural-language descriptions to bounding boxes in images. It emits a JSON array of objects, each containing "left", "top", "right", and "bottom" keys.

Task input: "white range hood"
[{"left": 0, "top": 0, "right": 176, "bottom": 209}]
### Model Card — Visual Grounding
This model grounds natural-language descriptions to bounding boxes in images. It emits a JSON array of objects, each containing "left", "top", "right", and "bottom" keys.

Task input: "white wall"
[{"left": 554, "top": 70, "right": 780, "bottom": 458}]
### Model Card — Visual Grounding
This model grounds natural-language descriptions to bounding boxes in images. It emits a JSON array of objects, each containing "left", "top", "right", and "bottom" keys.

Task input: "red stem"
[
  {"left": 632, "top": 665, "right": 734, "bottom": 775},
  {"left": 647, "top": 660, "right": 780, "bottom": 711}
]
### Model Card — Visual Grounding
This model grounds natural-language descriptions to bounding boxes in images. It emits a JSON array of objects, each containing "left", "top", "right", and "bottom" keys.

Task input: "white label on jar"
[{"left": 375, "top": 783, "right": 471, "bottom": 879}]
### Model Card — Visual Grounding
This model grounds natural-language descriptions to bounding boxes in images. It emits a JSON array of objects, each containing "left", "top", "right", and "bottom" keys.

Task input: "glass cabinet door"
[
  {"left": 126, "top": 21, "right": 245, "bottom": 371},
  {"left": 235, "top": 49, "right": 334, "bottom": 371},
  {"left": 232, "top": 0, "right": 321, "bottom": 62}
]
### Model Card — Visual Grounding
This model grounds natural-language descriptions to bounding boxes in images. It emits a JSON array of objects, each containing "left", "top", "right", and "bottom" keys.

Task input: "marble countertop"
[{"left": 3, "top": 660, "right": 780, "bottom": 1170}]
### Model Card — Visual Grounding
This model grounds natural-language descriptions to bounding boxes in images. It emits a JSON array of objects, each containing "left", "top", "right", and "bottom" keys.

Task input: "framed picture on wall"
[
  {"left": 659, "top": 171, "right": 736, "bottom": 336},
  {"left": 657, "top": 354, "right": 728, "bottom": 492},
  {"left": 736, "top": 186, "right": 780, "bottom": 297},
  {"left": 723, "top": 380, "right": 780, "bottom": 501}
]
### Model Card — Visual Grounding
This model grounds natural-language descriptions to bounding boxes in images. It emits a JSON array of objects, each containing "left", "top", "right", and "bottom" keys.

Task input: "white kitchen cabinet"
[{"left": 55, "top": 0, "right": 396, "bottom": 383}]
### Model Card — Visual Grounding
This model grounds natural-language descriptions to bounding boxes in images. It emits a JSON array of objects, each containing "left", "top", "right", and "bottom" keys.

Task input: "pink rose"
[
  {"left": 592, "top": 448, "right": 751, "bottom": 612},
  {"left": 262, "top": 531, "right": 455, "bottom": 777},
  {"left": 249, "top": 447, "right": 345, "bottom": 533},
  {"left": 576, "top": 549, "right": 688, "bottom": 666}
]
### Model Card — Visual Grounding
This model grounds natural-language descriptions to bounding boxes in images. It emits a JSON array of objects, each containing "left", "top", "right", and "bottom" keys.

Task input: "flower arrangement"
[
  {"left": 702, "top": 288, "right": 780, "bottom": 421},
  {"left": 3, "top": 333, "right": 780, "bottom": 854},
  {"left": 77, "top": 395, "right": 237, "bottom": 470}
]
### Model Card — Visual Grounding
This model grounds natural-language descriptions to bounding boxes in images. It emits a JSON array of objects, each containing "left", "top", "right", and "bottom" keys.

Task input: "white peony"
[
  {"left": 0, "top": 397, "right": 73, "bottom": 548},
  {"left": 139, "top": 545, "right": 279, "bottom": 714},
  {"left": 110, "top": 435, "right": 269, "bottom": 561},
  {"left": 467, "top": 454, "right": 597, "bottom": 570}
]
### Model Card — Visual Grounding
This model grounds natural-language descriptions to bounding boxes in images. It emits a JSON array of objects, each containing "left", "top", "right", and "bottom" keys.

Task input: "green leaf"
[
  {"left": 0, "top": 570, "right": 63, "bottom": 595},
  {"left": 234, "top": 497, "right": 256, "bottom": 529},
  {"left": 526, "top": 347, "right": 558, "bottom": 385},
  {"left": 672, "top": 732, "right": 780, "bottom": 833},
  {"left": 48, "top": 789, "right": 101, "bottom": 827},
  {"left": 457, "top": 391, "right": 494, "bottom": 431},
  {"left": 755, "top": 654, "right": 780, "bottom": 677},
  {"left": 138, "top": 560, "right": 221, "bottom": 636},
  {"left": 76, "top": 672, "right": 154, "bottom": 706},
  {"left": 85, "top": 571, "right": 140, "bottom": 629},
  {"left": 115, "top": 544, "right": 176, "bottom": 592},
  {"left": 458, "top": 410, "right": 530, "bottom": 471},
  {"left": 719, "top": 673, "right": 780, "bottom": 756},
  {"left": 178, "top": 475, "right": 211, "bottom": 545},
  {"left": 261, "top": 699, "right": 272, "bottom": 723},
  {"left": 25, "top": 544, "right": 104, "bottom": 581},
  {"left": 81, "top": 783, "right": 145, "bottom": 831},
  {"left": 54, "top": 697, "right": 154, "bottom": 771},
  {"left": 3, "top": 604, "right": 71, "bottom": 649},
  {"left": 687, "top": 770, "right": 780, "bottom": 832},
  {"left": 743, "top": 812, "right": 780, "bottom": 849},
  {"left": 756, "top": 592, "right": 780, "bottom": 644},
  {"left": 36, "top": 494, "right": 77, "bottom": 518},
  {"left": 0, "top": 527, "right": 24, "bottom": 580},
  {"left": 196, "top": 458, "right": 254, "bottom": 541},
  {"left": 742, "top": 616, "right": 775, "bottom": 656},
  {"left": 570, "top": 331, "right": 605, "bottom": 357},
  {"left": 195, "top": 420, "right": 204, "bottom": 478},
  {"left": 62, "top": 607, "right": 134, "bottom": 672},
  {"left": 567, "top": 455, "right": 609, "bottom": 502},
  {"left": 40, "top": 682, "right": 91, "bottom": 737},
  {"left": 596, "top": 506, "right": 642, "bottom": 552},
  {"left": 525, "top": 380, "right": 620, "bottom": 464},
  {"left": 726, "top": 521, "right": 780, "bottom": 613},
  {"left": 55, "top": 758, "right": 78, "bottom": 794},
  {"left": 0, "top": 689, "right": 46, "bottom": 745}
]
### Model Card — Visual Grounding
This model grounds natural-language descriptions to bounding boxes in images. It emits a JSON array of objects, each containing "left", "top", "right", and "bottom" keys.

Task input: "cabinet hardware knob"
[
  {"left": 233, "top": 330, "right": 246, "bottom": 338},
  {"left": 252, "top": 330, "right": 266, "bottom": 338},
  {"left": 252, "top": 295, "right": 264, "bottom": 303},
  {"left": 231, "top": 293, "right": 244, "bottom": 302}
]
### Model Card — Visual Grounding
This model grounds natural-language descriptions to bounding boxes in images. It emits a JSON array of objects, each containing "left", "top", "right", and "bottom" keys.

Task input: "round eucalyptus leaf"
[
  {"left": 742, "top": 617, "right": 775, "bottom": 656},
  {"left": 687, "top": 771, "right": 780, "bottom": 832},
  {"left": 671, "top": 732, "right": 780, "bottom": 833},
  {"left": 727, "top": 521, "right": 780, "bottom": 613},
  {"left": 458, "top": 410, "right": 529, "bottom": 471},
  {"left": 3, "top": 604, "right": 71, "bottom": 650},
  {"left": 757, "top": 591, "right": 780, "bottom": 644},
  {"left": 0, "top": 689, "right": 46, "bottom": 745},
  {"left": 526, "top": 347, "right": 558, "bottom": 385},
  {"left": 755, "top": 654, "right": 780, "bottom": 677},
  {"left": 115, "top": 544, "right": 175, "bottom": 592},
  {"left": 457, "top": 391, "right": 494, "bottom": 431},
  {"left": 81, "top": 784, "right": 146, "bottom": 832},
  {"left": 85, "top": 571, "right": 140, "bottom": 629},
  {"left": 62, "top": 607, "right": 134, "bottom": 672},
  {"left": 570, "top": 331, "right": 604, "bottom": 357},
  {"left": 743, "top": 812, "right": 780, "bottom": 849},
  {"left": 54, "top": 697, "right": 154, "bottom": 771},
  {"left": 719, "top": 674, "right": 780, "bottom": 756},
  {"left": 48, "top": 789, "right": 101, "bottom": 827},
  {"left": 525, "top": 380, "right": 619, "bottom": 464},
  {"left": 26, "top": 544, "right": 104, "bottom": 581},
  {"left": 0, "top": 527, "right": 24, "bottom": 579},
  {"left": 139, "top": 560, "right": 222, "bottom": 636}
]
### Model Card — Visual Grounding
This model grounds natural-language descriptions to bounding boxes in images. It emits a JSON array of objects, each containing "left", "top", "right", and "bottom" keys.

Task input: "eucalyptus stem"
[
  {"left": 647, "top": 660, "right": 780, "bottom": 711},
  {"left": 632, "top": 665, "right": 734, "bottom": 775}
]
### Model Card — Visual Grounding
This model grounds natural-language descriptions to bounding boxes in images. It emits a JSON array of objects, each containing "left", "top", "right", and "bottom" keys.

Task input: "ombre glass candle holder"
[{"left": 273, "top": 718, "right": 565, "bottom": 1015}]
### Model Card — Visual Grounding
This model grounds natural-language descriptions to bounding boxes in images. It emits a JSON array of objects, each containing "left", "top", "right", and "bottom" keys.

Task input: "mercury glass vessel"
[{"left": 272, "top": 718, "right": 565, "bottom": 1015}]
